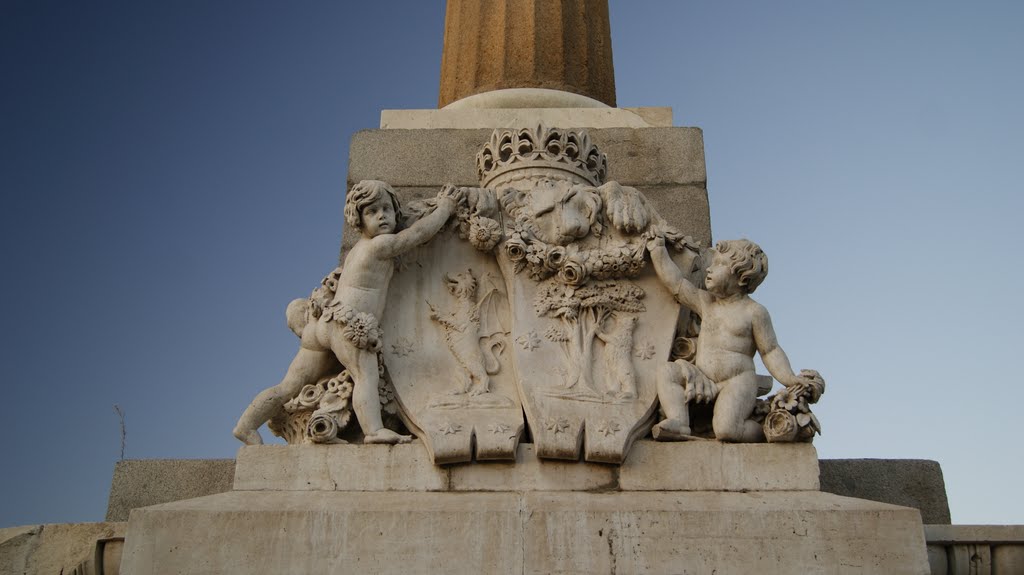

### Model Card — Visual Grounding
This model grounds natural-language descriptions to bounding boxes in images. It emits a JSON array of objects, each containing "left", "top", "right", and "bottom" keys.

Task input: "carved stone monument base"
[{"left": 120, "top": 443, "right": 929, "bottom": 574}]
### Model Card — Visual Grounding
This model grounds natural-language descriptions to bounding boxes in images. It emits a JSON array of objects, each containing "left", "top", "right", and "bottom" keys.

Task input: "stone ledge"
[
  {"left": 924, "top": 525, "right": 1024, "bottom": 574},
  {"left": 120, "top": 490, "right": 928, "bottom": 574},
  {"left": 234, "top": 443, "right": 447, "bottom": 492},
  {"left": 233, "top": 441, "right": 819, "bottom": 493},
  {"left": 380, "top": 107, "right": 673, "bottom": 129},
  {"left": 924, "top": 524, "right": 1024, "bottom": 544},
  {"left": 620, "top": 441, "right": 819, "bottom": 491}
]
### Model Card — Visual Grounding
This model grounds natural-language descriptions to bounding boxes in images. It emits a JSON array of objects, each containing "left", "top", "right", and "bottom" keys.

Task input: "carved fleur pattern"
[
  {"left": 391, "top": 337, "right": 415, "bottom": 357},
  {"left": 634, "top": 340, "right": 656, "bottom": 360},
  {"left": 516, "top": 330, "right": 542, "bottom": 351},
  {"left": 595, "top": 420, "right": 621, "bottom": 437},
  {"left": 545, "top": 418, "right": 571, "bottom": 434},
  {"left": 488, "top": 423, "right": 511, "bottom": 434},
  {"left": 439, "top": 422, "right": 463, "bottom": 435}
]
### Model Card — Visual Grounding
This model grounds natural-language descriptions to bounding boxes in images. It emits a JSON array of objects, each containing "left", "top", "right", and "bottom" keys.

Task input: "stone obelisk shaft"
[{"left": 438, "top": 0, "right": 616, "bottom": 108}]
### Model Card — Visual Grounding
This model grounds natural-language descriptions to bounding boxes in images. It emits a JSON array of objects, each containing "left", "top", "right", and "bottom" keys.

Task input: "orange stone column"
[{"left": 438, "top": 0, "right": 616, "bottom": 108}]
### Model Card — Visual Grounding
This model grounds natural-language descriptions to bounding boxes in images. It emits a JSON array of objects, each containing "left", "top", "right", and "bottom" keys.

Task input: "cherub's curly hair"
[
  {"left": 714, "top": 239, "right": 768, "bottom": 294},
  {"left": 343, "top": 180, "right": 403, "bottom": 231}
]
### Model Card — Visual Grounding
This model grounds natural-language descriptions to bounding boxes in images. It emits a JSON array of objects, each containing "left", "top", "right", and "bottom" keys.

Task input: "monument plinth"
[
  {"left": 122, "top": 443, "right": 929, "bottom": 574},
  {"left": 120, "top": 1, "right": 933, "bottom": 573}
]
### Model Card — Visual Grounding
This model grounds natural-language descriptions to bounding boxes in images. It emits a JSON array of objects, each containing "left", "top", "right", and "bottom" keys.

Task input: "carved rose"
[
  {"left": 558, "top": 256, "right": 590, "bottom": 286},
  {"left": 670, "top": 336, "right": 696, "bottom": 362},
  {"left": 297, "top": 383, "right": 325, "bottom": 409},
  {"left": 544, "top": 246, "right": 567, "bottom": 271},
  {"left": 468, "top": 217, "right": 502, "bottom": 252},
  {"left": 763, "top": 410, "right": 799, "bottom": 443},
  {"left": 307, "top": 412, "right": 340, "bottom": 443},
  {"left": 505, "top": 237, "right": 527, "bottom": 262}
]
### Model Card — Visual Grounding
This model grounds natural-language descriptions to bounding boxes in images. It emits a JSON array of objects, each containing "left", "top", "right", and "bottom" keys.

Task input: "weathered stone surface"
[
  {"left": 105, "top": 458, "right": 234, "bottom": 522},
  {"left": 122, "top": 491, "right": 523, "bottom": 575},
  {"left": 448, "top": 444, "right": 616, "bottom": 491},
  {"left": 234, "top": 444, "right": 447, "bottom": 491},
  {"left": 819, "top": 459, "right": 951, "bottom": 524},
  {"left": 0, "top": 522, "right": 125, "bottom": 575},
  {"left": 439, "top": 0, "right": 615, "bottom": 107},
  {"left": 619, "top": 441, "right": 820, "bottom": 491},
  {"left": 346, "top": 128, "right": 707, "bottom": 189},
  {"left": 233, "top": 442, "right": 820, "bottom": 493},
  {"left": 380, "top": 107, "right": 672, "bottom": 130},
  {"left": 924, "top": 525, "right": 1024, "bottom": 574},
  {"left": 102, "top": 453, "right": 962, "bottom": 528},
  {"left": 522, "top": 491, "right": 928, "bottom": 575},
  {"left": 121, "top": 490, "right": 929, "bottom": 574}
]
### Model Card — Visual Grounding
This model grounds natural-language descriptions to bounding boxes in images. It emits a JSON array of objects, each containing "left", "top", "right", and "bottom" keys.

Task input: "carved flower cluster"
[
  {"left": 761, "top": 369, "right": 826, "bottom": 443},
  {"left": 448, "top": 189, "right": 503, "bottom": 252},
  {"left": 278, "top": 372, "right": 356, "bottom": 444},
  {"left": 322, "top": 301, "right": 383, "bottom": 351},
  {"left": 504, "top": 223, "right": 645, "bottom": 286},
  {"left": 308, "top": 268, "right": 343, "bottom": 321},
  {"left": 467, "top": 216, "right": 502, "bottom": 251}
]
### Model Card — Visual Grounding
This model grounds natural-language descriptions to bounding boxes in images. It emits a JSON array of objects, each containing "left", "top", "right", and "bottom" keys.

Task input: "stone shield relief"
[
  {"left": 382, "top": 127, "right": 704, "bottom": 464},
  {"left": 381, "top": 223, "right": 524, "bottom": 464}
]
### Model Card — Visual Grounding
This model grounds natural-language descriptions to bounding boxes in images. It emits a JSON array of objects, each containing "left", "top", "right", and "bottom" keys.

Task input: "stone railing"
[{"left": 925, "top": 525, "right": 1024, "bottom": 575}]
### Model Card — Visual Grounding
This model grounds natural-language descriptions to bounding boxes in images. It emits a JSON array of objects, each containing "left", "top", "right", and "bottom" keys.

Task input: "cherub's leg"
[
  {"left": 711, "top": 372, "right": 764, "bottom": 443},
  {"left": 652, "top": 360, "right": 701, "bottom": 440},
  {"left": 233, "top": 348, "right": 335, "bottom": 445},
  {"left": 340, "top": 345, "right": 412, "bottom": 444}
]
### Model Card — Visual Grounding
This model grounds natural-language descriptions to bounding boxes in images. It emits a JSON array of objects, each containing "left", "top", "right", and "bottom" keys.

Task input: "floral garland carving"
[{"left": 504, "top": 222, "right": 645, "bottom": 286}]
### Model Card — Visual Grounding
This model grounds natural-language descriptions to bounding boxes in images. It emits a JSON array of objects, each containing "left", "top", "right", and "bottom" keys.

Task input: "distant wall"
[
  {"left": 0, "top": 522, "right": 125, "bottom": 574},
  {"left": 819, "top": 459, "right": 951, "bottom": 524},
  {"left": 105, "top": 459, "right": 235, "bottom": 522}
]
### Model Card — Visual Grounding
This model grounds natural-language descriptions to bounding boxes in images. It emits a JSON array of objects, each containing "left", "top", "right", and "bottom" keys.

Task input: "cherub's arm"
[
  {"left": 646, "top": 235, "right": 706, "bottom": 314},
  {"left": 374, "top": 185, "right": 462, "bottom": 259},
  {"left": 752, "top": 303, "right": 811, "bottom": 388}
]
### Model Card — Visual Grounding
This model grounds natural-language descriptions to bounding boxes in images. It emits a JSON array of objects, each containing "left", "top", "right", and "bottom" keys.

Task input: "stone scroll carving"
[{"left": 234, "top": 125, "right": 826, "bottom": 463}]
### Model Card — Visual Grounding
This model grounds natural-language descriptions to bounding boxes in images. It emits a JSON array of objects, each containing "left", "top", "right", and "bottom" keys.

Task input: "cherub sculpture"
[
  {"left": 233, "top": 180, "right": 463, "bottom": 445},
  {"left": 646, "top": 235, "right": 824, "bottom": 442}
]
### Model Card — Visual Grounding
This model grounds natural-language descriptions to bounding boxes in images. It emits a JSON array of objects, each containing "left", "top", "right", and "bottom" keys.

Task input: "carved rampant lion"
[{"left": 428, "top": 270, "right": 507, "bottom": 396}]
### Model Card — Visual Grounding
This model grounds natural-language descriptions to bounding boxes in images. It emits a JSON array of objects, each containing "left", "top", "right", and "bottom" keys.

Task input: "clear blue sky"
[{"left": 2, "top": 1, "right": 1021, "bottom": 527}]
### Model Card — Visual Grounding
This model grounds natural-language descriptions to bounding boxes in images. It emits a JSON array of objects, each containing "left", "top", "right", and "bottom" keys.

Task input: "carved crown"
[{"left": 476, "top": 126, "right": 608, "bottom": 188}]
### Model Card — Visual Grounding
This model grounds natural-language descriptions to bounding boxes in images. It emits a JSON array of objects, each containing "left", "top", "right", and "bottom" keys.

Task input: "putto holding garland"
[{"left": 234, "top": 125, "right": 825, "bottom": 463}]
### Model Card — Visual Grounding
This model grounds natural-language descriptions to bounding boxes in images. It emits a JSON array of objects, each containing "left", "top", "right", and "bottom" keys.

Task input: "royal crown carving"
[{"left": 476, "top": 126, "right": 608, "bottom": 188}]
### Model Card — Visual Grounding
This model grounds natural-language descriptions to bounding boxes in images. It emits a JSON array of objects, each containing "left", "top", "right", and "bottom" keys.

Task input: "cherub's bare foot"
[
  {"left": 469, "top": 386, "right": 488, "bottom": 396},
  {"left": 652, "top": 419, "right": 692, "bottom": 441},
  {"left": 233, "top": 426, "right": 264, "bottom": 446},
  {"left": 616, "top": 390, "right": 637, "bottom": 400},
  {"left": 363, "top": 428, "right": 413, "bottom": 444}
]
